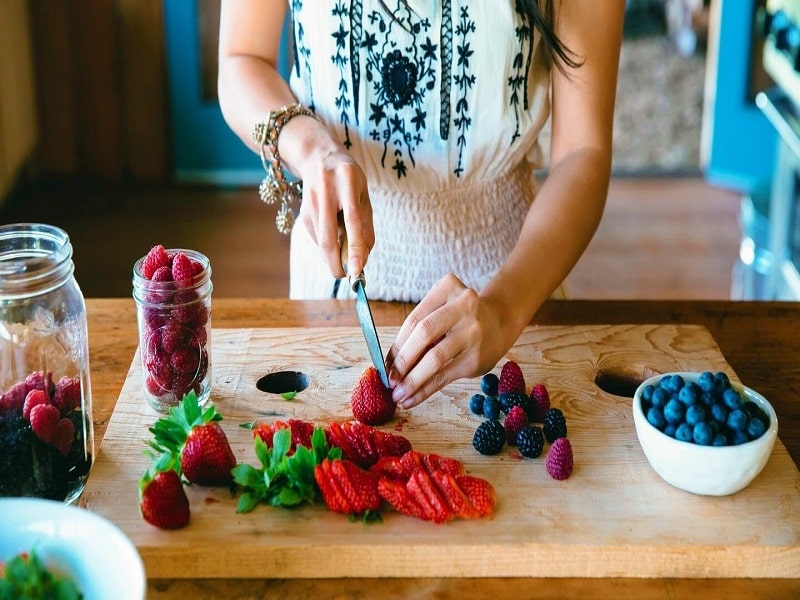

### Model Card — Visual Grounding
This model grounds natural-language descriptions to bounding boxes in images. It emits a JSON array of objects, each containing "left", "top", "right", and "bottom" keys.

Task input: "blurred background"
[{"left": 0, "top": 0, "right": 788, "bottom": 300}]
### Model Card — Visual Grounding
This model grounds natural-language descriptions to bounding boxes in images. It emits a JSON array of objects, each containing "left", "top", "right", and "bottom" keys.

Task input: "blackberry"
[
  {"left": 472, "top": 420, "right": 505, "bottom": 455},
  {"left": 480, "top": 373, "right": 499, "bottom": 397},
  {"left": 516, "top": 425, "right": 544, "bottom": 458},
  {"left": 482, "top": 396, "right": 501, "bottom": 421},
  {"left": 498, "top": 391, "right": 533, "bottom": 417},
  {"left": 469, "top": 393, "right": 485, "bottom": 416},
  {"left": 542, "top": 407, "right": 567, "bottom": 443}
]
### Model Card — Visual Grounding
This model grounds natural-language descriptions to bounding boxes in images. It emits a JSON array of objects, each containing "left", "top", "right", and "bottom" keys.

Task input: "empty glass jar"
[{"left": 0, "top": 223, "right": 94, "bottom": 503}]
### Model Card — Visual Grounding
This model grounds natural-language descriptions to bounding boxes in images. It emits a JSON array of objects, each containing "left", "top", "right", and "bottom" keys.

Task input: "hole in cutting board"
[
  {"left": 595, "top": 365, "right": 661, "bottom": 398},
  {"left": 256, "top": 371, "right": 310, "bottom": 395}
]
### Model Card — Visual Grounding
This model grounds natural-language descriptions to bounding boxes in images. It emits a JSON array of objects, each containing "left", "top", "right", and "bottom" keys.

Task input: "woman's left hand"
[{"left": 385, "top": 273, "right": 507, "bottom": 409}]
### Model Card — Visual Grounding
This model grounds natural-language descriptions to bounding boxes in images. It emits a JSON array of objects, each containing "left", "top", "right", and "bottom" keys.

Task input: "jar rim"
[{"left": 0, "top": 223, "right": 74, "bottom": 295}]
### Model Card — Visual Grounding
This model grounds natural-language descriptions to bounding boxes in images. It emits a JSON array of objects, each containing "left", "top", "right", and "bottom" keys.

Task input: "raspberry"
[
  {"left": 22, "top": 389, "right": 49, "bottom": 420},
  {"left": 504, "top": 406, "right": 528, "bottom": 445},
  {"left": 53, "top": 376, "right": 81, "bottom": 415},
  {"left": 25, "top": 371, "right": 54, "bottom": 396},
  {"left": 141, "top": 244, "right": 170, "bottom": 279},
  {"left": 530, "top": 383, "right": 550, "bottom": 422},
  {"left": 152, "top": 266, "right": 173, "bottom": 282},
  {"left": 543, "top": 407, "right": 567, "bottom": 443},
  {"left": 171, "top": 346, "right": 200, "bottom": 375},
  {"left": 516, "top": 425, "right": 544, "bottom": 458},
  {"left": 545, "top": 437, "right": 574, "bottom": 480},
  {"left": 1, "top": 382, "right": 28, "bottom": 416},
  {"left": 472, "top": 420, "right": 505, "bottom": 455},
  {"left": 29, "top": 403, "right": 60, "bottom": 445},
  {"left": 172, "top": 252, "right": 195, "bottom": 283},
  {"left": 56, "top": 417, "right": 75, "bottom": 456},
  {"left": 498, "top": 360, "right": 525, "bottom": 395}
]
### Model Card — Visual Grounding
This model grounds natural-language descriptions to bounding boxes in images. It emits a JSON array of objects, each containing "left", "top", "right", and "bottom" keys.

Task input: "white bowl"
[
  {"left": 632, "top": 372, "right": 778, "bottom": 496},
  {"left": 0, "top": 498, "right": 145, "bottom": 599}
]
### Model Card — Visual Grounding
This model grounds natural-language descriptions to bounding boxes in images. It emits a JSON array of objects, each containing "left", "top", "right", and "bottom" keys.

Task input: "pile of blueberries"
[{"left": 640, "top": 371, "right": 770, "bottom": 446}]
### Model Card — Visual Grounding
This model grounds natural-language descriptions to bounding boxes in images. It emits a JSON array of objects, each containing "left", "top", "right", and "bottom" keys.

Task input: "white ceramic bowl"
[
  {"left": 0, "top": 498, "right": 145, "bottom": 599},
  {"left": 632, "top": 372, "right": 778, "bottom": 496}
]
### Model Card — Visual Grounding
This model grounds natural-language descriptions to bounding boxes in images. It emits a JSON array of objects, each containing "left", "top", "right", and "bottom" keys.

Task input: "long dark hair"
[{"left": 517, "top": 0, "right": 583, "bottom": 72}]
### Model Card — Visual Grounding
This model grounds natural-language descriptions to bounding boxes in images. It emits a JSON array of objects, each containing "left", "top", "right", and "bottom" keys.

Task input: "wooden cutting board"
[{"left": 80, "top": 325, "right": 800, "bottom": 579}]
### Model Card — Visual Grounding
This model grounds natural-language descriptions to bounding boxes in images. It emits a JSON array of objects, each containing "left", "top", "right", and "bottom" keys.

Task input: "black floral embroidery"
[
  {"left": 332, "top": 1, "right": 355, "bottom": 148},
  {"left": 362, "top": 3, "right": 436, "bottom": 178},
  {"left": 350, "top": 0, "right": 363, "bottom": 122},
  {"left": 452, "top": 6, "right": 476, "bottom": 177},
  {"left": 439, "top": 0, "right": 453, "bottom": 141},
  {"left": 508, "top": 3, "right": 533, "bottom": 144},
  {"left": 291, "top": 0, "right": 316, "bottom": 112}
]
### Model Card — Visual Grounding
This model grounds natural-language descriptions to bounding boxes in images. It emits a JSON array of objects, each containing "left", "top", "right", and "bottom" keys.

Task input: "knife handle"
[{"left": 338, "top": 216, "right": 366, "bottom": 293}]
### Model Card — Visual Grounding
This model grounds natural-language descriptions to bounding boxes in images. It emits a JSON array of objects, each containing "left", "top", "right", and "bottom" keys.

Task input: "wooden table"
[{"left": 86, "top": 298, "right": 800, "bottom": 599}]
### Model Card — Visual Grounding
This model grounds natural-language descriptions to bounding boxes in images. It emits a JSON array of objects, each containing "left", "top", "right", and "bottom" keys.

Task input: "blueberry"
[
  {"left": 647, "top": 407, "right": 666, "bottom": 430},
  {"left": 483, "top": 396, "right": 501, "bottom": 421},
  {"left": 685, "top": 404, "right": 706, "bottom": 426},
  {"left": 678, "top": 382, "right": 700, "bottom": 406},
  {"left": 663, "top": 423, "right": 677, "bottom": 438},
  {"left": 663, "top": 398, "right": 684, "bottom": 425},
  {"left": 641, "top": 384, "right": 655, "bottom": 404},
  {"left": 722, "top": 388, "right": 744, "bottom": 411},
  {"left": 698, "top": 371, "right": 715, "bottom": 392},
  {"left": 708, "top": 419, "right": 720, "bottom": 435},
  {"left": 469, "top": 393, "right": 485, "bottom": 416},
  {"left": 651, "top": 387, "right": 669, "bottom": 409},
  {"left": 727, "top": 409, "right": 748, "bottom": 432},
  {"left": 714, "top": 371, "right": 731, "bottom": 389},
  {"left": 744, "top": 401, "right": 768, "bottom": 425},
  {"left": 712, "top": 432, "right": 728, "bottom": 446},
  {"left": 660, "top": 374, "right": 685, "bottom": 395},
  {"left": 675, "top": 423, "right": 693, "bottom": 442},
  {"left": 481, "top": 373, "right": 499, "bottom": 397},
  {"left": 693, "top": 421, "right": 713, "bottom": 445},
  {"left": 732, "top": 431, "right": 750, "bottom": 445},
  {"left": 710, "top": 403, "right": 728, "bottom": 426},
  {"left": 747, "top": 417, "right": 766, "bottom": 440}
]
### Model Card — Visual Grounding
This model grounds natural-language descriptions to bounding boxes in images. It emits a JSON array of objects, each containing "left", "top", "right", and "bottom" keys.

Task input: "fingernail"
[
  {"left": 400, "top": 397, "right": 416, "bottom": 409},
  {"left": 392, "top": 385, "right": 405, "bottom": 403}
]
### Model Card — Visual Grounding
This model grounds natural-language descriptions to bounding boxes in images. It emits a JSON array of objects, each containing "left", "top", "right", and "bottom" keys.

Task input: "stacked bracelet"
[{"left": 251, "top": 103, "right": 319, "bottom": 234}]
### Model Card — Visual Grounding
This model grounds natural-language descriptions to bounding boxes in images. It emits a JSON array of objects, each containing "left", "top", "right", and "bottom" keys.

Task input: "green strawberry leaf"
[
  {"left": 254, "top": 435, "right": 270, "bottom": 467},
  {"left": 270, "top": 429, "right": 291, "bottom": 468},
  {"left": 232, "top": 463, "right": 264, "bottom": 490},
  {"left": 280, "top": 391, "right": 297, "bottom": 401},
  {"left": 278, "top": 487, "right": 303, "bottom": 506},
  {"left": 236, "top": 492, "right": 261, "bottom": 514}
]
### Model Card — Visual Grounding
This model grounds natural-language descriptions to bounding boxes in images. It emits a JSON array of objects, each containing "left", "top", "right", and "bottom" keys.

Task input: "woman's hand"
[
  {"left": 385, "top": 273, "right": 509, "bottom": 409},
  {"left": 294, "top": 144, "right": 375, "bottom": 280}
]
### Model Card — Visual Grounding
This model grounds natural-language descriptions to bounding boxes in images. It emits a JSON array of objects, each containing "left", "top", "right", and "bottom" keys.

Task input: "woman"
[{"left": 218, "top": 1, "right": 625, "bottom": 409}]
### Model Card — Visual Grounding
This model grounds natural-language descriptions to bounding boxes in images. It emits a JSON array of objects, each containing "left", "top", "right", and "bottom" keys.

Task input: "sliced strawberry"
[
  {"left": 399, "top": 451, "right": 464, "bottom": 477},
  {"left": 406, "top": 470, "right": 454, "bottom": 523},
  {"left": 325, "top": 421, "right": 412, "bottom": 468},
  {"left": 377, "top": 478, "right": 428, "bottom": 521},
  {"left": 314, "top": 458, "right": 381, "bottom": 515},
  {"left": 430, "top": 470, "right": 481, "bottom": 519},
  {"left": 255, "top": 419, "right": 315, "bottom": 455},
  {"left": 370, "top": 456, "right": 408, "bottom": 481},
  {"left": 324, "top": 421, "right": 358, "bottom": 460},
  {"left": 454, "top": 474, "right": 496, "bottom": 517},
  {"left": 139, "top": 469, "right": 190, "bottom": 529}
]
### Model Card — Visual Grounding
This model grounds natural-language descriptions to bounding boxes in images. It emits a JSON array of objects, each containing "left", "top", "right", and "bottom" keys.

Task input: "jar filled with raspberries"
[
  {"left": 132, "top": 245, "right": 213, "bottom": 413},
  {"left": 0, "top": 223, "right": 95, "bottom": 503}
]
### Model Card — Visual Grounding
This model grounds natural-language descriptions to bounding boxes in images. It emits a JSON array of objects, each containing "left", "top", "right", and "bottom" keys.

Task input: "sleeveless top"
[{"left": 287, "top": 0, "right": 552, "bottom": 302}]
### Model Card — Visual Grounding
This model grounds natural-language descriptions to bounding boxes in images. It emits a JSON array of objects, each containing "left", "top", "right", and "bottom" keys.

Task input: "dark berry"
[
  {"left": 712, "top": 432, "right": 728, "bottom": 446},
  {"left": 651, "top": 387, "right": 669, "bottom": 409},
  {"left": 732, "top": 431, "right": 749, "bottom": 445},
  {"left": 504, "top": 406, "right": 528, "bottom": 445},
  {"left": 675, "top": 423, "right": 693, "bottom": 442},
  {"left": 480, "top": 373, "right": 499, "bottom": 397},
  {"left": 469, "top": 393, "right": 485, "bottom": 416},
  {"left": 678, "top": 382, "right": 700, "bottom": 406},
  {"left": 516, "top": 426, "right": 544, "bottom": 458},
  {"left": 727, "top": 409, "right": 748, "bottom": 432},
  {"left": 646, "top": 407, "right": 665, "bottom": 430},
  {"left": 472, "top": 420, "right": 505, "bottom": 455},
  {"left": 722, "top": 388, "right": 744, "bottom": 411},
  {"left": 747, "top": 417, "right": 766, "bottom": 439},
  {"left": 685, "top": 404, "right": 705, "bottom": 426},
  {"left": 692, "top": 421, "right": 713, "bottom": 445},
  {"left": 498, "top": 391, "right": 533, "bottom": 417},
  {"left": 697, "top": 371, "right": 715, "bottom": 392},
  {"left": 640, "top": 384, "right": 655, "bottom": 404},
  {"left": 710, "top": 403, "right": 728, "bottom": 425},
  {"left": 482, "top": 396, "right": 501, "bottom": 421},
  {"left": 663, "top": 398, "right": 684, "bottom": 425},
  {"left": 542, "top": 407, "right": 567, "bottom": 443}
]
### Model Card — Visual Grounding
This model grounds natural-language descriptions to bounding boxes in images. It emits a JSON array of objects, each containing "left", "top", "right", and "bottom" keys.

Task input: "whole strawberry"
[
  {"left": 149, "top": 392, "right": 237, "bottom": 486},
  {"left": 351, "top": 366, "right": 396, "bottom": 425},
  {"left": 139, "top": 468, "right": 191, "bottom": 529},
  {"left": 498, "top": 360, "right": 525, "bottom": 395}
]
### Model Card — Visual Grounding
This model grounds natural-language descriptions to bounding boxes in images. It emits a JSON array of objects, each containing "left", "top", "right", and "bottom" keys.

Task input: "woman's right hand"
[{"left": 294, "top": 141, "right": 375, "bottom": 280}]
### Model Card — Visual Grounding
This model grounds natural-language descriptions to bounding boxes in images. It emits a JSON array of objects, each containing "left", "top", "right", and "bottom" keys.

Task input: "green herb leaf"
[
  {"left": 280, "top": 391, "right": 297, "bottom": 401},
  {"left": 239, "top": 420, "right": 257, "bottom": 430}
]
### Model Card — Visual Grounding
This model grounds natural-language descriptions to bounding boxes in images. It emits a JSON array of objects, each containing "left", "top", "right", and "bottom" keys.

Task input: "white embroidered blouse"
[{"left": 287, "top": 0, "right": 552, "bottom": 302}]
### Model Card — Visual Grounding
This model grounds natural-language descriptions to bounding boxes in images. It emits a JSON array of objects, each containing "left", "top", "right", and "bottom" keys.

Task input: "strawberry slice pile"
[
  {"left": 371, "top": 451, "right": 496, "bottom": 523},
  {"left": 313, "top": 458, "right": 382, "bottom": 516},
  {"left": 325, "top": 421, "right": 412, "bottom": 468},
  {"left": 252, "top": 419, "right": 315, "bottom": 455}
]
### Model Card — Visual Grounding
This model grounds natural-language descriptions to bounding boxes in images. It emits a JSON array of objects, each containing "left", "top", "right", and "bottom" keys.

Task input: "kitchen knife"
[{"left": 339, "top": 222, "right": 391, "bottom": 388}]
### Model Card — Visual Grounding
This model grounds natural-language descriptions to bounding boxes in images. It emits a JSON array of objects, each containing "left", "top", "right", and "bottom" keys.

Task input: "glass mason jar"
[
  {"left": 132, "top": 248, "right": 212, "bottom": 413},
  {"left": 0, "top": 223, "right": 94, "bottom": 504}
]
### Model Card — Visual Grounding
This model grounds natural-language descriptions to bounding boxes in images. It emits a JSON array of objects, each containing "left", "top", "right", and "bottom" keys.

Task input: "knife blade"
[{"left": 339, "top": 220, "right": 390, "bottom": 388}]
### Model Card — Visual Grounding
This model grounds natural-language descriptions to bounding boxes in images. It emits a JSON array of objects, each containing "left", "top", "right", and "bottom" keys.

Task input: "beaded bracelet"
[{"left": 251, "top": 103, "right": 319, "bottom": 234}]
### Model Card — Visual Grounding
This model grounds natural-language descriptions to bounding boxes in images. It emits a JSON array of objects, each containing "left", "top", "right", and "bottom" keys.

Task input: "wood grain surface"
[{"left": 80, "top": 324, "right": 800, "bottom": 580}]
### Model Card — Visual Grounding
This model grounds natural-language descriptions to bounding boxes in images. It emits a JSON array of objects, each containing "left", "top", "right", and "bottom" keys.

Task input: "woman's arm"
[
  {"left": 387, "top": 1, "right": 626, "bottom": 408},
  {"left": 218, "top": 0, "right": 374, "bottom": 279}
]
